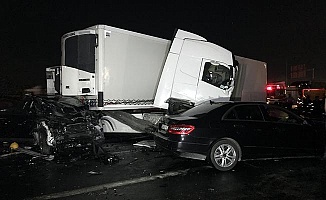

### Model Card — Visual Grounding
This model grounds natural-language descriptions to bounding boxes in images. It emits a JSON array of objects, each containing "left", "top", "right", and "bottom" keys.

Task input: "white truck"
[{"left": 46, "top": 25, "right": 267, "bottom": 133}]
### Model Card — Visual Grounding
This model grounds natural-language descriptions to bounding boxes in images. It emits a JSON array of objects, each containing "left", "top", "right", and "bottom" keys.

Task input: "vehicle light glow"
[
  {"left": 168, "top": 124, "right": 195, "bottom": 135},
  {"left": 266, "top": 86, "right": 273, "bottom": 91}
]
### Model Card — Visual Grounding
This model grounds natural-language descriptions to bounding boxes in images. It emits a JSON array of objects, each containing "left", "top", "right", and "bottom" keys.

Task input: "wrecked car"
[{"left": 0, "top": 95, "right": 104, "bottom": 155}]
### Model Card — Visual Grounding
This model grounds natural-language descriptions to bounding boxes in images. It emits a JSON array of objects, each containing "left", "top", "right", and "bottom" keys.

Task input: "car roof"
[{"left": 180, "top": 101, "right": 267, "bottom": 117}]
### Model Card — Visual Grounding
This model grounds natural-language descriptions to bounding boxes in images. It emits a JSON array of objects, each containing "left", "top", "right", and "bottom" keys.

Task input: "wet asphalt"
[{"left": 1, "top": 140, "right": 326, "bottom": 200}]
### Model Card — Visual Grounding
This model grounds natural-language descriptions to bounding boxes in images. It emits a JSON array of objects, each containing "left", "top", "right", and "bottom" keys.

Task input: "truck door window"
[{"left": 202, "top": 62, "right": 230, "bottom": 89}]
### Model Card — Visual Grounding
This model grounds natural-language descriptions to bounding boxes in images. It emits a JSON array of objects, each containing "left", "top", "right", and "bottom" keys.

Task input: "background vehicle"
[
  {"left": 0, "top": 95, "right": 103, "bottom": 155},
  {"left": 153, "top": 100, "right": 325, "bottom": 171},
  {"left": 266, "top": 81, "right": 286, "bottom": 105},
  {"left": 46, "top": 25, "right": 267, "bottom": 134},
  {"left": 287, "top": 81, "right": 326, "bottom": 117}
]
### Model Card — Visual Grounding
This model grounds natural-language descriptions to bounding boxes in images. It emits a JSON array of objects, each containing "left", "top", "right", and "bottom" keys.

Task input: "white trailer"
[
  {"left": 232, "top": 56, "right": 267, "bottom": 102},
  {"left": 46, "top": 25, "right": 266, "bottom": 133}
]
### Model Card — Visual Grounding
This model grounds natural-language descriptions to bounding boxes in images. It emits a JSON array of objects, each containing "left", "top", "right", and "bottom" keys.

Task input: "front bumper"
[{"left": 53, "top": 123, "right": 104, "bottom": 151}]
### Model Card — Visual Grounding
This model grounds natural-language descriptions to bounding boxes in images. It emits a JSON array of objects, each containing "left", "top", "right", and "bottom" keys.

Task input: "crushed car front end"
[{"left": 32, "top": 96, "right": 104, "bottom": 155}]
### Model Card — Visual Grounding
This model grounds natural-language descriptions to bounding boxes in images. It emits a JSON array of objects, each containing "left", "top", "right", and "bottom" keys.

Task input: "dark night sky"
[{"left": 1, "top": 1, "right": 326, "bottom": 93}]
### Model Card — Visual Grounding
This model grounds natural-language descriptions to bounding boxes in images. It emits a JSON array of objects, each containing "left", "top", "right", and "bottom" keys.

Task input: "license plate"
[
  {"left": 161, "top": 124, "right": 169, "bottom": 131},
  {"left": 159, "top": 124, "right": 169, "bottom": 134}
]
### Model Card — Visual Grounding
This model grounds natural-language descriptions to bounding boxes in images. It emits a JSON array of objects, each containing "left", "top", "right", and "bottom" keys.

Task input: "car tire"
[
  {"left": 209, "top": 139, "right": 240, "bottom": 171},
  {"left": 38, "top": 125, "right": 52, "bottom": 155}
]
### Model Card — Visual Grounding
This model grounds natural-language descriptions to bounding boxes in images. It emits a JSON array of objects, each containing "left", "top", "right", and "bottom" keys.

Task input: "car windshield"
[{"left": 180, "top": 101, "right": 227, "bottom": 117}]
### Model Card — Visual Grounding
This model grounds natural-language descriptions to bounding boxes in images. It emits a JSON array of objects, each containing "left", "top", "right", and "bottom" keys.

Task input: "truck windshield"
[{"left": 64, "top": 34, "right": 96, "bottom": 73}]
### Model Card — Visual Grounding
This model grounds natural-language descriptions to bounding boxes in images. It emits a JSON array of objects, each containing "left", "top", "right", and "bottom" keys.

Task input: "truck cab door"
[
  {"left": 195, "top": 59, "right": 235, "bottom": 103},
  {"left": 170, "top": 55, "right": 202, "bottom": 101}
]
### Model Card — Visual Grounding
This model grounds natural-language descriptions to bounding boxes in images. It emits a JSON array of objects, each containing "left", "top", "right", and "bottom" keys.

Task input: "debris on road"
[
  {"left": 9, "top": 142, "right": 19, "bottom": 150},
  {"left": 88, "top": 170, "right": 103, "bottom": 175},
  {"left": 13, "top": 143, "right": 55, "bottom": 161},
  {"left": 1, "top": 142, "right": 54, "bottom": 161},
  {"left": 0, "top": 151, "right": 22, "bottom": 159},
  {"left": 133, "top": 140, "right": 156, "bottom": 148},
  {"left": 129, "top": 157, "right": 139, "bottom": 165}
]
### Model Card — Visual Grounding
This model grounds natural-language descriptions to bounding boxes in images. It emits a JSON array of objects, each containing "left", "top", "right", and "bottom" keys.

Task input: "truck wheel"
[
  {"left": 209, "top": 139, "right": 240, "bottom": 171},
  {"left": 38, "top": 126, "right": 52, "bottom": 155}
]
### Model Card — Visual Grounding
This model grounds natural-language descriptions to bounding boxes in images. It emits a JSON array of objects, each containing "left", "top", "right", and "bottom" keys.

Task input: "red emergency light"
[{"left": 266, "top": 86, "right": 273, "bottom": 91}]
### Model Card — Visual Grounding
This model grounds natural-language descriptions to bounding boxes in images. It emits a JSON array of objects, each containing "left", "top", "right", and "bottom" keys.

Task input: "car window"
[
  {"left": 181, "top": 101, "right": 227, "bottom": 117},
  {"left": 262, "top": 105, "right": 302, "bottom": 124},
  {"left": 225, "top": 105, "right": 264, "bottom": 121},
  {"left": 224, "top": 109, "right": 237, "bottom": 119}
]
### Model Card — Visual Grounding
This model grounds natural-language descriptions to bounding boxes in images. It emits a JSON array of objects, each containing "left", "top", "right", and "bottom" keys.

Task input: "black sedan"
[
  {"left": 154, "top": 100, "right": 326, "bottom": 171},
  {"left": 0, "top": 95, "right": 103, "bottom": 155}
]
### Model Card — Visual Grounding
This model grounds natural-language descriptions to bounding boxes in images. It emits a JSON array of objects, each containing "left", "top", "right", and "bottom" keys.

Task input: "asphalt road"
[{"left": 1, "top": 141, "right": 326, "bottom": 200}]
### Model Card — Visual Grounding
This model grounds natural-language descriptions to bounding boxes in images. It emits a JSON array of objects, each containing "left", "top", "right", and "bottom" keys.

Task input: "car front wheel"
[{"left": 209, "top": 139, "right": 240, "bottom": 171}]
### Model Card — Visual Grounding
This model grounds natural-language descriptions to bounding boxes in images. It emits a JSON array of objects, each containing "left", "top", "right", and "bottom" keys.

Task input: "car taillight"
[{"left": 168, "top": 124, "right": 195, "bottom": 135}]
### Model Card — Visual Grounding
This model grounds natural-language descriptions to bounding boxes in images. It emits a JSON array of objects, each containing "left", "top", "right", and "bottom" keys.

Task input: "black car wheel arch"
[{"left": 209, "top": 138, "right": 242, "bottom": 171}]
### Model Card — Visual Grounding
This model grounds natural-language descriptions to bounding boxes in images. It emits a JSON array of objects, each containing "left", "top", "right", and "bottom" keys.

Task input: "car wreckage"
[{"left": 0, "top": 95, "right": 104, "bottom": 156}]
